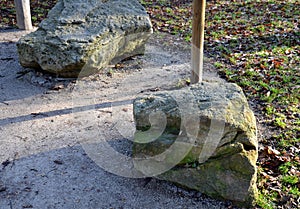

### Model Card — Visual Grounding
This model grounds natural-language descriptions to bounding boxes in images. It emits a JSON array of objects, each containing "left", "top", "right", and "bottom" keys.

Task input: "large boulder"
[
  {"left": 17, "top": 0, "right": 152, "bottom": 77},
  {"left": 132, "top": 82, "right": 258, "bottom": 208}
]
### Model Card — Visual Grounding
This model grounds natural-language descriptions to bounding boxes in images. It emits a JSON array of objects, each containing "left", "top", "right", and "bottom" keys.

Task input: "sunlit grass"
[
  {"left": 0, "top": 0, "right": 299, "bottom": 207},
  {"left": 140, "top": 0, "right": 300, "bottom": 207}
]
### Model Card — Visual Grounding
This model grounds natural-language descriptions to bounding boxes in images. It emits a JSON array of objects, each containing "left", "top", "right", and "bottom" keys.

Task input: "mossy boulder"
[
  {"left": 132, "top": 81, "right": 258, "bottom": 208},
  {"left": 17, "top": 0, "right": 152, "bottom": 77}
]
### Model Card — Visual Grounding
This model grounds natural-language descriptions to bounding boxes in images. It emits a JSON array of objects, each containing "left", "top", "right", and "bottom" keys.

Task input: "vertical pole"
[
  {"left": 191, "top": 0, "right": 206, "bottom": 84},
  {"left": 14, "top": 0, "right": 33, "bottom": 30}
]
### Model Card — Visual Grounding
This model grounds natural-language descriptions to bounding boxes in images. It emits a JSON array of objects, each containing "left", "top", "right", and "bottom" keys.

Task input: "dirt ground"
[{"left": 0, "top": 28, "right": 235, "bottom": 209}]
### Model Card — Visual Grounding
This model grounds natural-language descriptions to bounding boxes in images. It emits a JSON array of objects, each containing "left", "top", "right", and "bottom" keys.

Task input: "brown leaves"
[
  {"left": 266, "top": 146, "right": 281, "bottom": 156},
  {"left": 1, "top": 0, "right": 299, "bottom": 207},
  {"left": 260, "top": 146, "right": 298, "bottom": 168},
  {"left": 260, "top": 146, "right": 286, "bottom": 171}
]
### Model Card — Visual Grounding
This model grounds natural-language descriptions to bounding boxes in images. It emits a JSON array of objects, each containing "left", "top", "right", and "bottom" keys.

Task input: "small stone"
[
  {"left": 1, "top": 159, "right": 10, "bottom": 167},
  {"left": 22, "top": 204, "right": 33, "bottom": 208},
  {"left": 50, "top": 83, "right": 65, "bottom": 91},
  {"left": 0, "top": 182, "right": 6, "bottom": 192},
  {"left": 53, "top": 160, "right": 63, "bottom": 165}
]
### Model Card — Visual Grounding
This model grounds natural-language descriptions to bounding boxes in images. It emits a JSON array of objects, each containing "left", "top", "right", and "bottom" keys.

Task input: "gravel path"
[{"left": 0, "top": 29, "right": 233, "bottom": 209}]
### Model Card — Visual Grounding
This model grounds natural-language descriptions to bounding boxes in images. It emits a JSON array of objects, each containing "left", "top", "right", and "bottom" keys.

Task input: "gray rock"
[
  {"left": 132, "top": 82, "right": 258, "bottom": 208},
  {"left": 17, "top": 0, "right": 152, "bottom": 77}
]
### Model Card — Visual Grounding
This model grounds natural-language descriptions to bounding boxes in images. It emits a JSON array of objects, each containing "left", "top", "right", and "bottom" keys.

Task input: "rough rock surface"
[
  {"left": 16, "top": 0, "right": 152, "bottom": 77},
  {"left": 0, "top": 29, "right": 238, "bottom": 209},
  {"left": 133, "top": 82, "right": 258, "bottom": 208}
]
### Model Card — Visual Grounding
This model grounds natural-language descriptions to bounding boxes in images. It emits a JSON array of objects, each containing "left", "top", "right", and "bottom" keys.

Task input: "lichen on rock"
[
  {"left": 17, "top": 0, "right": 153, "bottom": 77},
  {"left": 132, "top": 81, "right": 258, "bottom": 208}
]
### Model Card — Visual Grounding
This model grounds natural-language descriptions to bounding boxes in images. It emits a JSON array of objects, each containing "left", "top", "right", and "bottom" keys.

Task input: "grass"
[
  {"left": 0, "top": 0, "right": 58, "bottom": 27},
  {"left": 0, "top": 0, "right": 299, "bottom": 208},
  {"left": 139, "top": 0, "right": 300, "bottom": 208}
]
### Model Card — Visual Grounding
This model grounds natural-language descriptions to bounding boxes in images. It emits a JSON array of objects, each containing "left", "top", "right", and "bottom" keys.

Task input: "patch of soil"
[{"left": 0, "top": 29, "right": 237, "bottom": 209}]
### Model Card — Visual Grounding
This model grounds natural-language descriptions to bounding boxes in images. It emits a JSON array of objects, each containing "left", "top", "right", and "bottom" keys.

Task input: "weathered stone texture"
[
  {"left": 133, "top": 82, "right": 258, "bottom": 208},
  {"left": 17, "top": 0, "right": 152, "bottom": 77}
]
